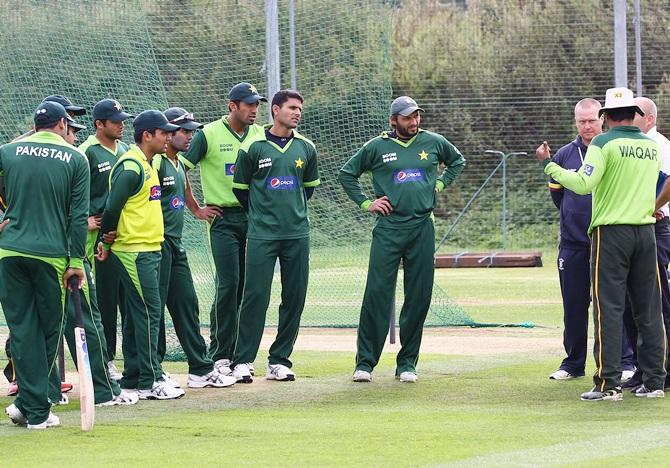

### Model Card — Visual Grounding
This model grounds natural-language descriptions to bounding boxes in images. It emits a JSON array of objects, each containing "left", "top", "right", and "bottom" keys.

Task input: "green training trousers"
[
  {"left": 232, "top": 237, "right": 310, "bottom": 368},
  {"left": 590, "top": 224, "right": 667, "bottom": 391},
  {"left": 90, "top": 229, "right": 128, "bottom": 361},
  {"left": 208, "top": 209, "right": 247, "bottom": 362},
  {"left": 50, "top": 259, "right": 121, "bottom": 403},
  {"left": 109, "top": 250, "right": 162, "bottom": 390},
  {"left": 0, "top": 255, "right": 66, "bottom": 425},
  {"left": 157, "top": 236, "right": 213, "bottom": 376},
  {"left": 356, "top": 218, "right": 435, "bottom": 375}
]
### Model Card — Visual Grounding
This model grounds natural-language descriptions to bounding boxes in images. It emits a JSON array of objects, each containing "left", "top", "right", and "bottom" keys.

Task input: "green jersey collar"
[
  {"left": 23, "top": 131, "right": 70, "bottom": 146},
  {"left": 128, "top": 144, "right": 151, "bottom": 162},
  {"left": 380, "top": 129, "right": 423, "bottom": 147},
  {"left": 222, "top": 115, "right": 250, "bottom": 142},
  {"left": 82, "top": 134, "right": 120, "bottom": 155}
]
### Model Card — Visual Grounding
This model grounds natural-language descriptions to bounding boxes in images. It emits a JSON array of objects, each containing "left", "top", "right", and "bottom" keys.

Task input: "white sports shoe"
[
  {"left": 232, "top": 363, "right": 253, "bottom": 383},
  {"left": 352, "top": 370, "right": 372, "bottom": 382},
  {"left": 107, "top": 361, "right": 123, "bottom": 381},
  {"left": 249, "top": 363, "right": 255, "bottom": 376},
  {"left": 214, "top": 359, "right": 232, "bottom": 376},
  {"left": 549, "top": 369, "right": 578, "bottom": 380},
  {"left": 266, "top": 364, "right": 296, "bottom": 381},
  {"left": 138, "top": 381, "right": 185, "bottom": 400},
  {"left": 27, "top": 412, "right": 60, "bottom": 430},
  {"left": 621, "top": 370, "right": 636, "bottom": 383},
  {"left": 5, "top": 403, "right": 27, "bottom": 426},
  {"left": 398, "top": 371, "right": 418, "bottom": 383},
  {"left": 188, "top": 370, "right": 237, "bottom": 388},
  {"left": 97, "top": 389, "right": 140, "bottom": 406},
  {"left": 53, "top": 393, "right": 69, "bottom": 406},
  {"left": 160, "top": 372, "right": 182, "bottom": 389}
]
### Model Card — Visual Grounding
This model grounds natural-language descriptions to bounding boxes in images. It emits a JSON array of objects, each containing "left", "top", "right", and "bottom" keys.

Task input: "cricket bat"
[{"left": 69, "top": 276, "right": 94, "bottom": 431}]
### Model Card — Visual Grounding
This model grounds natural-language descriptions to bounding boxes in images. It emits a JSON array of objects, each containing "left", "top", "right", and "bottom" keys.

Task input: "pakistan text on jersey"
[
  {"left": 15, "top": 145, "right": 73, "bottom": 163},
  {"left": 618, "top": 145, "right": 658, "bottom": 160}
]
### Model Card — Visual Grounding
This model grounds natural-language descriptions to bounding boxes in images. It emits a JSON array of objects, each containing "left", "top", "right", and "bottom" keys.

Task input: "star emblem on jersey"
[
  {"left": 295, "top": 158, "right": 304, "bottom": 168},
  {"left": 113, "top": 101, "right": 122, "bottom": 111},
  {"left": 249, "top": 84, "right": 258, "bottom": 94},
  {"left": 419, "top": 150, "right": 428, "bottom": 160}
]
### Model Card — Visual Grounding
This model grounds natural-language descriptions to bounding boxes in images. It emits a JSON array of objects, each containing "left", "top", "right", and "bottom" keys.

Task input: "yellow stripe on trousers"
[{"left": 593, "top": 227, "right": 605, "bottom": 391}]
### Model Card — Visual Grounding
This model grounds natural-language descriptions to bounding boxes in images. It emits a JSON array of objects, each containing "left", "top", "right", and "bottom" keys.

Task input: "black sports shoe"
[
  {"left": 622, "top": 370, "right": 643, "bottom": 390},
  {"left": 634, "top": 385, "right": 665, "bottom": 398},
  {"left": 580, "top": 386, "right": 623, "bottom": 401}
]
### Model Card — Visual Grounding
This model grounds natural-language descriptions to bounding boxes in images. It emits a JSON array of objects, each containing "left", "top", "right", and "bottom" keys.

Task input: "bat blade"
[{"left": 75, "top": 325, "right": 94, "bottom": 431}]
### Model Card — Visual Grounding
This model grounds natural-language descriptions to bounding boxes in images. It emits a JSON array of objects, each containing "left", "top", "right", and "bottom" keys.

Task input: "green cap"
[
  {"left": 229, "top": 82, "right": 267, "bottom": 104},
  {"left": 133, "top": 110, "right": 180, "bottom": 133}
]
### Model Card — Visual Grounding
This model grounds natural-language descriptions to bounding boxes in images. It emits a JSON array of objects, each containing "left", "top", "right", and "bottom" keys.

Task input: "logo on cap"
[
  {"left": 36, "top": 109, "right": 47, "bottom": 115},
  {"left": 113, "top": 101, "right": 121, "bottom": 110},
  {"left": 267, "top": 176, "right": 297, "bottom": 191},
  {"left": 394, "top": 168, "right": 425, "bottom": 184},
  {"left": 249, "top": 85, "right": 258, "bottom": 94},
  {"left": 149, "top": 185, "right": 162, "bottom": 200}
]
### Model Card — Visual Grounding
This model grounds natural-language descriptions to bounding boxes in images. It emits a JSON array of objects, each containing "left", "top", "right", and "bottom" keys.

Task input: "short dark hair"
[
  {"left": 605, "top": 107, "right": 636, "bottom": 122},
  {"left": 35, "top": 119, "right": 64, "bottom": 132},
  {"left": 271, "top": 90, "right": 303, "bottom": 118},
  {"left": 134, "top": 128, "right": 157, "bottom": 144}
]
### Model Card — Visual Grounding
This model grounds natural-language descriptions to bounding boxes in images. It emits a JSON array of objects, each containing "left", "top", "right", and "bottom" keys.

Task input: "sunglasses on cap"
[{"left": 169, "top": 112, "right": 194, "bottom": 123}]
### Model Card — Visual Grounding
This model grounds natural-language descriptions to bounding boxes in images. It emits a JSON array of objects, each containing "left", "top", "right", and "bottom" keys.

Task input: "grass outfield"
[{"left": 4, "top": 255, "right": 670, "bottom": 466}]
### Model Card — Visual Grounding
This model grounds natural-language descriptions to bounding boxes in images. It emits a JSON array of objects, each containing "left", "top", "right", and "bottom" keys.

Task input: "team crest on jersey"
[
  {"left": 267, "top": 176, "right": 297, "bottom": 190},
  {"left": 149, "top": 185, "right": 162, "bottom": 200},
  {"left": 394, "top": 168, "right": 425, "bottom": 184},
  {"left": 584, "top": 164, "right": 594, "bottom": 176},
  {"left": 225, "top": 163, "right": 236, "bottom": 175},
  {"left": 170, "top": 195, "right": 185, "bottom": 210}
]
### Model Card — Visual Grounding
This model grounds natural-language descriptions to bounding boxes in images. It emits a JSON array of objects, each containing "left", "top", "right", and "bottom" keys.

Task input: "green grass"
[{"left": 4, "top": 351, "right": 670, "bottom": 466}]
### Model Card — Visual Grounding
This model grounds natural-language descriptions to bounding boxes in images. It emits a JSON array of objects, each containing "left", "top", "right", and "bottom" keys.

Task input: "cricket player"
[
  {"left": 1, "top": 102, "right": 89, "bottom": 429},
  {"left": 79, "top": 98, "right": 133, "bottom": 381},
  {"left": 181, "top": 82, "right": 266, "bottom": 376},
  {"left": 339, "top": 96, "right": 465, "bottom": 383},
  {"left": 154, "top": 107, "right": 236, "bottom": 388},
  {"left": 537, "top": 87, "right": 666, "bottom": 401},
  {"left": 97, "top": 110, "right": 185, "bottom": 400},
  {"left": 229, "top": 89, "right": 320, "bottom": 383}
]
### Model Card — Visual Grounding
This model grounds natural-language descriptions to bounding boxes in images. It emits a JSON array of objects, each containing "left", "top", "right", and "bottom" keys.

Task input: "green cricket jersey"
[
  {"left": 544, "top": 126, "right": 660, "bottom": 234},
  {"left": 0, "top": 131, "right": 89, "bottom": 268},
  {"left": 79, "top": 135, "right": 129, "bottom": 215},
  {"left": 233, "top": 128, "right": 320, "bottom": 240},
  {"left": 181, "top": 116, "right": 264, "bottom": 207},
  {"left": 153, "top": 154, "right": 186, "bottom": 239},
  {"left": 339, "top": 129, "right": 465, "bottom": 228}
]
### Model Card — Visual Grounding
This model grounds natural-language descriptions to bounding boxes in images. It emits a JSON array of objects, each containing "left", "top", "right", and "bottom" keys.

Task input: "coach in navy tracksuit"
[{"left": 544, "top": 98, "right": 634, "bottom": 380}]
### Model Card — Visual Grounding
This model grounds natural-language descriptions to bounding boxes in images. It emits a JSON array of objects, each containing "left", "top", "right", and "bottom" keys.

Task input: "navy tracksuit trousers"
[{"left": 558, "top": 246, "right": 634, "bottom": 375}]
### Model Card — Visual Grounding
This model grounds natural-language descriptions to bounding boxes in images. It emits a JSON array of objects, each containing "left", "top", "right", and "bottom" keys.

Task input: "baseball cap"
[
  {"left": 229, "top": 82, "right": 267, "bottom": 104},
  {"left": 93, "top": 99, "right": 133, "bottom": 122},
  {"left": 390, "top": 96, "right": 425, "bottom": 116},
  {"left": 41, "top": 94, "right": 86, "bottom": 116},
  {"left": 34, "top": 101, "right": 75, "bottom": 128},
  {"left": 164, "top": 107, "right": 203, "bottom": 131},
  {"left": 598, "top": 87, "right": 645, "bottom": 117},
  {"left": 133, "top": 110, "right": 180, "bottom": 134}
]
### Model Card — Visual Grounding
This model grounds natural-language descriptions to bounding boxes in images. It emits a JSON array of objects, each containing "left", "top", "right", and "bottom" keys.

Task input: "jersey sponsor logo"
[
  {"left": 583, "top": 164, "right": 594, "bottom": 176},
  {"left": 219, "top": 143, "right": 234, "bottom": 152},
  {"left": 258, "top": 157, "right": 272, "bottom": 169},
  {"left": 170, "top": 195, "right": 185, "bottom": 210},
  {"left": 97, "top": 161, "right": 112, "bottom": 173},
  {"left": 267, "top": 176, "right": 298, "bottom": 190},
  {"left": 149, "top": 185, "right": 162, "bottom": 200},
  {"left": 225, "top": 163, "right": 236, "bottom": 175},
  {"left": 162, "top": 175, "right": 175, "bottom": 186},
  {"left": 15, "top": 145, "right": 72, "bottom": 163},
  {"left": 382, "top": 152, "right": 397, "bottom": 163},
  {"left": 618, "top": 145, "right": 658, "bottom": 161},
  {"left": 393, "top": 168, "right": 425, "bottom": 184}
]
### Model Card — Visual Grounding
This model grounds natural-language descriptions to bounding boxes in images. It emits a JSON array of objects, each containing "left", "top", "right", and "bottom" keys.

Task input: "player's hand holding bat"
[
  {"left": 96, "top": 242, "right": 110, "bottom": 262},
  {"left": 368, "top": 195, "right": 393, "bottom": 216},
  {"left": 63, "top": 267, "right": 85, "bottom": 291}
]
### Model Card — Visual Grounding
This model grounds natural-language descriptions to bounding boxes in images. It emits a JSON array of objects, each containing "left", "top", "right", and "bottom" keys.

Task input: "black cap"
[
  {"left": 42, "top": 95, "right": 86, "bottom": 116},
  {"left": 164, "top": 107, "right": 203, "bottom": 130},
  {"left": 229, "top": 82, "right": 267, "bottom": 104},
  {"left": 133, "top": 110, "right": 180, "bottom": 134},
  {"left": 93, "top": 99, "right": 133, "bottom": 122},
  {"left": 34, "top": 102, "right": 75, "bottom": 128}
]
